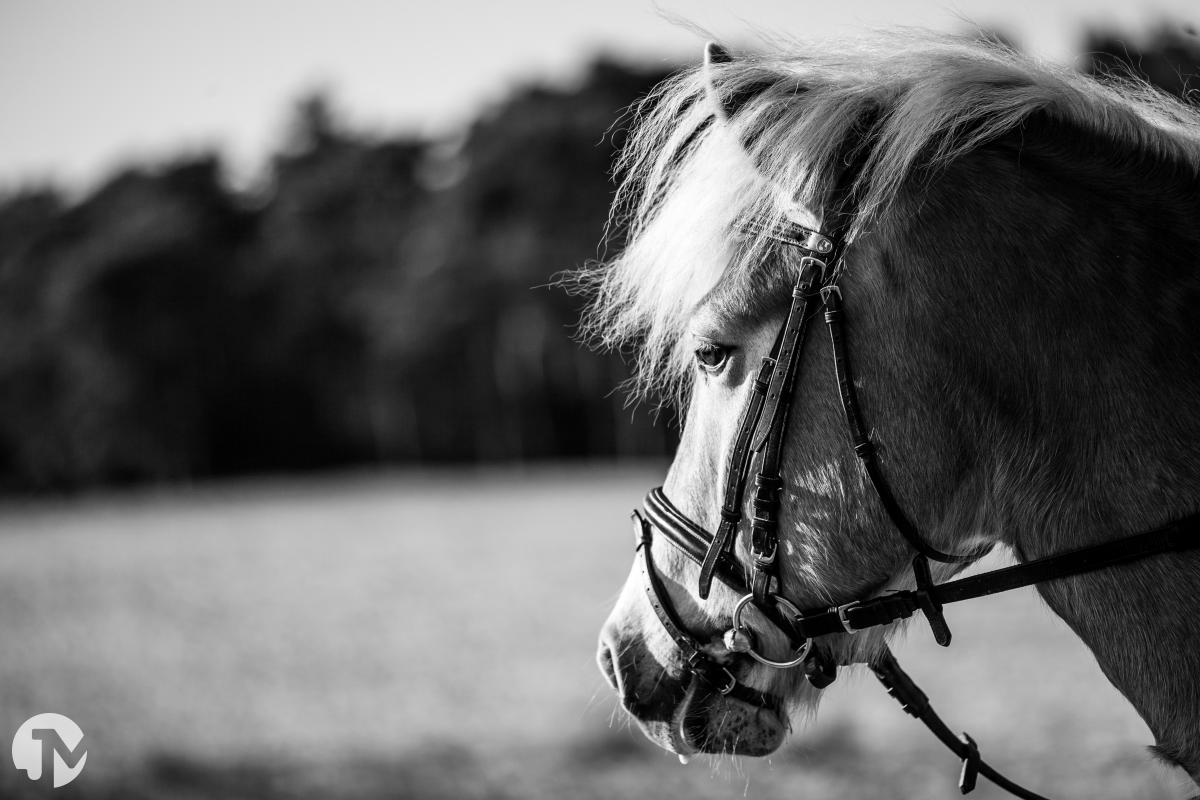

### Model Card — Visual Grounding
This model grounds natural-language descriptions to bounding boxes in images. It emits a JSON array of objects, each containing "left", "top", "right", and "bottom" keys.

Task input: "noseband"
[{"left": 630, "top": 214, "right": 1200, "bottom": 799}]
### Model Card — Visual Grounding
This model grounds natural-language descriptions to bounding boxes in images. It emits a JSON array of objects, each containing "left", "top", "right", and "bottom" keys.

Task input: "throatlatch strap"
[{"left": 822, "top": 287, "right": 990, "bottom": 566}]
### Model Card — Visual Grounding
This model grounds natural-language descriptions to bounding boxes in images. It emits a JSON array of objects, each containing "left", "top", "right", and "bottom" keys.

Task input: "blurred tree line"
[
  {"left": 0, "top": 27, "right": 1196, "bottom": 491},
  {"left": 0, "top": 60, "right": 675, "bottom": 490}
]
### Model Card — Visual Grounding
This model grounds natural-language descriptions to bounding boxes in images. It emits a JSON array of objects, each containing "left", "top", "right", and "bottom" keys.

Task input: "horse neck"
[{"left": 894, "top": 137, "right": 1200, "bottom": 781}]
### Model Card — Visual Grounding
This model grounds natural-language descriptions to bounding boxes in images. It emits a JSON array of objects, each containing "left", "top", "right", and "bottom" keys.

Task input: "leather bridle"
[{"left": 628, "top": 213, "right": 1200, "bottom": 799}]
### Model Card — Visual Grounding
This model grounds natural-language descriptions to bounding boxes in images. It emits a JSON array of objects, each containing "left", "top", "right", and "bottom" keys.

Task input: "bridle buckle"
[
  {"left": 835, "top": 600, "right": 861, "bottom": 634},
  {"left": 752, "top": 539, "right": 777, "bottom": 567},
  {"left": 796, "top": 256, "right": 829, "bottom": 292}
]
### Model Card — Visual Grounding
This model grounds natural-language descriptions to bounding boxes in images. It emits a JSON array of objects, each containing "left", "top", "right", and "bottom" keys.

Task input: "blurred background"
[{"left": 0, "top": 1, "right": 1197, "bottom": 798}]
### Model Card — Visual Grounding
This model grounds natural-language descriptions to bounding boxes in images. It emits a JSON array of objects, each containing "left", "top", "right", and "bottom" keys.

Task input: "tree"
[{"left": 0, "top": 158, "right": 253, "bottom": 487}]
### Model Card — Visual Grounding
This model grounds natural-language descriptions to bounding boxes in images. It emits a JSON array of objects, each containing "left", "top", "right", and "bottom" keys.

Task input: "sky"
[{"left": 1, "top": 0, "right": 1196, "bottom": 192}]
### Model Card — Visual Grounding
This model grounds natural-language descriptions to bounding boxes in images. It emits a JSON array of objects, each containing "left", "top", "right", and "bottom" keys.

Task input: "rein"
[{"left": 633, "top": 216, "right": 1200, "bottom": 799}]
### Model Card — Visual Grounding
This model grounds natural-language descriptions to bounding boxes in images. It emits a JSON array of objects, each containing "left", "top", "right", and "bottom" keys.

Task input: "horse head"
[{"left": 588, "top": 33, "right": 1200, "bottom": 784}]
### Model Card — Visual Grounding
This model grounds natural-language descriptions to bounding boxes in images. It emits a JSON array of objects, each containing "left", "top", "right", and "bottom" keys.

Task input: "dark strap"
[
  {"left": 790, "top": 512, "right": 1200, "bottom": 639},
  {"left": 744, "top": 255, "right": 833, "bottom": 607},
  {"left": 697, "top": 353, "right": 773, "bottom": 598},
  {"left": 644, "top": 489, "right": 807, "bottom": 642},
  {"left": 912, "top": 553, "right": 953, "bottom": 645},
  {"left": 645, "top": 488, "right": 745, "bottom": 590},
  {"left": 938, "top": 515, "right": 1200, "bottom": 601},
  {"left": 749, "top": 462, "right": 783, "bottom": 605},
  {"left": 822, "top": 286, "right": 990, "bottom": 565},
  {"left": 646, "top": 485, "right": 1200, "bottom": 642},
  {"left": 698, "top": 253, "right": 825, "bottom": 600},
  {"left": 635, "top": 511, "right": 784, "bottom": 710},
  {"left": 749, "top": 348, "right": 795, "bottom": 606},
  {"left": 750, "top": 257, "right": 824, "bottom": 452},
  {"left": 872, "top": 648, "right": 1050, "bottom": 799}
]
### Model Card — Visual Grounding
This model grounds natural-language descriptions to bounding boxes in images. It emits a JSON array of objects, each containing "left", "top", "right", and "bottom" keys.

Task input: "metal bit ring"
[{"left": 730, "top": 594, "right": 812, "bottom": 668}]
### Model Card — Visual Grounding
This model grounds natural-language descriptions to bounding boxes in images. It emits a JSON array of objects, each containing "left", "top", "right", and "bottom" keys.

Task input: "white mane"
[{"left": 578, "top": 30, "right": 1200, "bottom": 407}]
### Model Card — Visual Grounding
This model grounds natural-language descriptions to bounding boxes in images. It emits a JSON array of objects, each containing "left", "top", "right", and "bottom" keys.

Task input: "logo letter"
[{"left": 12, "top": 714, "right": 88, "bottom": 788}]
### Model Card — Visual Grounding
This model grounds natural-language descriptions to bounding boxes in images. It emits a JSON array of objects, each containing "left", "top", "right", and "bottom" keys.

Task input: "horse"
[{"left": 586, "top": 32, "right": 1200, "bottom": 795}]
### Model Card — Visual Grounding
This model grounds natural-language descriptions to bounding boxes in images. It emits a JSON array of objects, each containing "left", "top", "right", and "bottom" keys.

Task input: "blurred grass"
[{"left": 0, "top": 464, "right": 1185, "bottom": 799}]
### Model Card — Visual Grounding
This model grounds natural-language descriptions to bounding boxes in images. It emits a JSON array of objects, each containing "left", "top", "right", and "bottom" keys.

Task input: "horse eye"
[{"left": 694, "top": 343, "right": 731, "bottom": 372}]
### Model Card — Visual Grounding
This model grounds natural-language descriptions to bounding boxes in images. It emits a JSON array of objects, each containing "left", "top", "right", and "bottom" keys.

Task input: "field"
[{"left": 0, "top": 464, "right": 1187, "bottom": 799}]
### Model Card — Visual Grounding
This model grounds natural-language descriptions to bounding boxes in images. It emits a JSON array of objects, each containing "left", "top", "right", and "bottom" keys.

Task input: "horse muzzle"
[{"left": 597, "top": 630, "right": 788, "bottom": 757}]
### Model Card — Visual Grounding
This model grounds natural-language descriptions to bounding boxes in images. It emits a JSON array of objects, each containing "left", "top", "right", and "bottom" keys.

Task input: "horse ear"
[
  {"left": 705, "top": 41, "right": 732, "bottom": 66},
  {"left": 703, "top": 42, "right": 736, "bottom": 122},
  {"left": 703, "top": 41, "right": 772, "bottom": 124}
]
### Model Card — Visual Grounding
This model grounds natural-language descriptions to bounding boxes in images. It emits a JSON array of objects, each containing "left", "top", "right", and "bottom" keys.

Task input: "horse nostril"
[{"left": 598, "top": 638, "right": 620, "bottom": 692}]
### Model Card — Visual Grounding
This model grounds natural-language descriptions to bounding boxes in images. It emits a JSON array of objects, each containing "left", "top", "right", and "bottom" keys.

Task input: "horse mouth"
[
  {"left": 642, "top": 674, "right": 789, "bottom": 758},
  {"left": 599, "top": 634, "right": 788, "bottom": 757}
]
